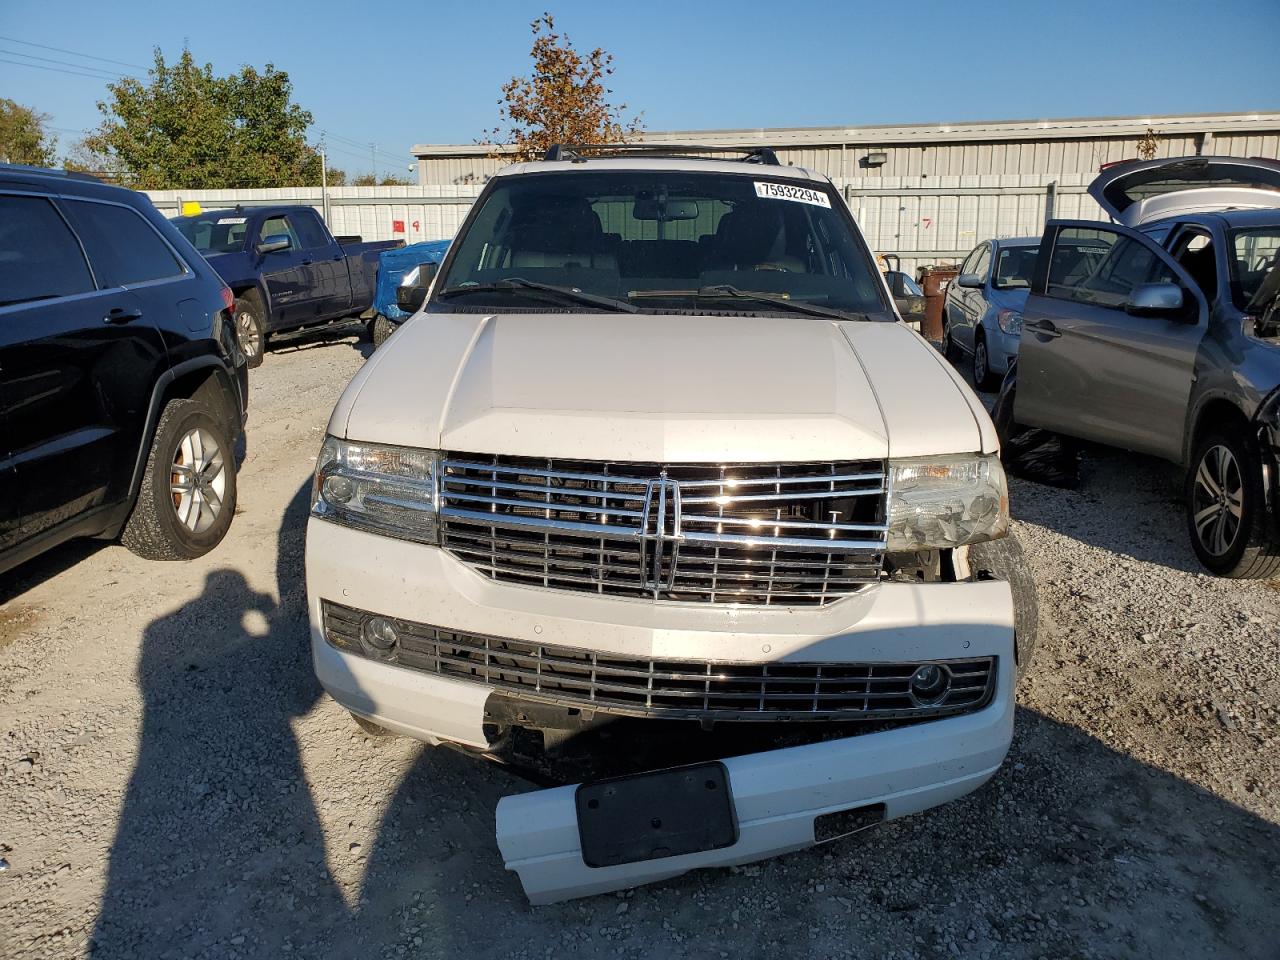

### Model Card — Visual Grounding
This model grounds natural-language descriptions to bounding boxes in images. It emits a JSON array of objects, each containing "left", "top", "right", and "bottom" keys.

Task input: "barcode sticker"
[{"left": 753, "top": 182, "right": 831, "bottom": 208}]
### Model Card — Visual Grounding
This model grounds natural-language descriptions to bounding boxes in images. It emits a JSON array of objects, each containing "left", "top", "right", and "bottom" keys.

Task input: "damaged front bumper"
[{"left": 306, "top": 520, "right": 1017, "bottom": 903}]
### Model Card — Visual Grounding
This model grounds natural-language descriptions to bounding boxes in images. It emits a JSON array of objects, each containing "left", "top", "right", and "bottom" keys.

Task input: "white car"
[{"left": 305, "top": 146, "right": 1036, "bottom": 903}]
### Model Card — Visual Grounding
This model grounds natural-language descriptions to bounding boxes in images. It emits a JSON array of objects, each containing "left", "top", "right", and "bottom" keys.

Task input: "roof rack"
[{"left": 543, "top": 143, "right": 781, "bottom": 166}]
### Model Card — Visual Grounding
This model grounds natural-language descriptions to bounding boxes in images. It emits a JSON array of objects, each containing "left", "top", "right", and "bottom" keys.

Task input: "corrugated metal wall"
[{"left": 146, "top": 185, "right": 484, "bottom": 247}]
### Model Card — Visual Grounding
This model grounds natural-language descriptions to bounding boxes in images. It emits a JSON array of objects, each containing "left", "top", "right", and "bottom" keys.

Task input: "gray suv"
[{"left": 1007, "top": 156, "right": 1280, "bottom": 578}]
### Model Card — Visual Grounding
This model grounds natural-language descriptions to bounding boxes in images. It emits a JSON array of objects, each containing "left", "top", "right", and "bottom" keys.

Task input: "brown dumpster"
[{"left": 918, "top": 265, "right": 961, "bottom": 341}]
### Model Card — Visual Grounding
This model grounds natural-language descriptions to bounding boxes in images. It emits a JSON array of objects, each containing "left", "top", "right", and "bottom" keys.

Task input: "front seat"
[{"left": 507, "top": 199, "right": 617, "bottom": 272}]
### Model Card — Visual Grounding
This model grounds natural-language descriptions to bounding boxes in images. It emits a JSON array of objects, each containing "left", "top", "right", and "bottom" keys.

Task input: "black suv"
[{"left": 1, "top": 165, "right": 248, "bottom": 574}]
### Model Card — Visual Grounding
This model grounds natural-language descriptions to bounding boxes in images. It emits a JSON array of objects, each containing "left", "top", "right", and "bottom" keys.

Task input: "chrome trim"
[{"left": 439, "top": 455, "right": 888, "bottom": 606}]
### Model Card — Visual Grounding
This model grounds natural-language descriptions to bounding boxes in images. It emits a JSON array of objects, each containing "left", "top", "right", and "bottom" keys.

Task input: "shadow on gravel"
[
  {"left": 264, "top": 319, "right": 375, "bottom": 361},
  {"left": 1009, "top": 445, "right": 1206, "bottom": 575},
  {"left": 0, "top": 540, "right": 104, "bottom": 606},
  {"left": 90, "top": 481, "right": 1280, "bottom": 959}
]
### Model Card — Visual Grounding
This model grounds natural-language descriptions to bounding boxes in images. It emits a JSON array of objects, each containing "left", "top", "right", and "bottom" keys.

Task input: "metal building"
[{"left": 412, "top": 111, "right": 1280, "bottom": 273}]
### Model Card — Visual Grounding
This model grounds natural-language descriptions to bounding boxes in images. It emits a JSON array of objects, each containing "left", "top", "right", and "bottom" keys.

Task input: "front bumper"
[{"left": 306, "top": 519, "right": 1017, "bottom": 902}]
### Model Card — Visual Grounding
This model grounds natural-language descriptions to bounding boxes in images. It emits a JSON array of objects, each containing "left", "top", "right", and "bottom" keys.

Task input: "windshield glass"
[
  {"left": 993, "top": 245, "right": 1039, "bottom": 289},
  {"left": 172, "top": 214, "right": 249, "bottom": 254},
  {"left": 432, "top": 171, "right": 888, "bottom": 317},
  {"left": 1230, "top": 227, "right": 1280, "bottom": 309}
]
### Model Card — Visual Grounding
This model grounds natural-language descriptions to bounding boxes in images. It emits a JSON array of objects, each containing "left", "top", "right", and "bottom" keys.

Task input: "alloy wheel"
[
  {"left": 974, "top": 338, "right": 988, "bottom": 385},
  {"left": 170, "top": 427, "right": 227, "bottom": 534},
  {"left": 237, "top": 310, "right": 261, "bottom": 359},
  {"left": 1191, "top": 443, "right": 1243, "bottom": 556}
]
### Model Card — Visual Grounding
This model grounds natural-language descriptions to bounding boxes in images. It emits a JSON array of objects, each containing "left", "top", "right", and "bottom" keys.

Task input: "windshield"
[
  {"left": 993, "top": 245, "right": 1039, "bottom": 289},
  {"left": 1230, "top": 227, "right": 1280, "bottom": 309},
  {"left": 431, "top": 171, "right": 888, "bottom": 317},
  {"left": 172, "top": 214, "right": 249, "bottom": 254}
]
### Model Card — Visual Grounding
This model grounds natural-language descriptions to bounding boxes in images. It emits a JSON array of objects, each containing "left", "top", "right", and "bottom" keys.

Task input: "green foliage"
[
  {"left": 0, "top": 99, "right": 56, "bottom": 167},
  {"left": 351, "top": 173, "right": 412, "bottom": 186},
  {"left": 77, "top": 48, "right": 323, "bottom": 189}
]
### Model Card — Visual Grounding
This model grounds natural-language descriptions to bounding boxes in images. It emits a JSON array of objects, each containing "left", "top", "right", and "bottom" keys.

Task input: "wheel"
[
  {"left": 121, "top": 399, "right": 237, "bottom": 560},
  {"left": 233, "top": 296, "right": 265, "bottom": 369},
  {"left": 968, "top": 534, "right": 1039, "bottom": 679},
  {"left": 941, "top": 310, "right": 961, "bottom": 362},
  {"left": 371, "top": 315, "right": 397, "bottom": 349},
  {"left": 972, "top": 330, "right": 996, "bottom": 390},
  {"left": 1185, "top": 426, "right": 1280, "bottom": 579}
]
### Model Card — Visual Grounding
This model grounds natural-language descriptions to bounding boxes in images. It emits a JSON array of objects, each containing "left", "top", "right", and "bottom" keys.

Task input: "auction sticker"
[
  {"left": 217, "top": 217, "right": 248, "bottom": 225},
  {"left": 754, "top": 181, "right": 831, "bottom": 208}
]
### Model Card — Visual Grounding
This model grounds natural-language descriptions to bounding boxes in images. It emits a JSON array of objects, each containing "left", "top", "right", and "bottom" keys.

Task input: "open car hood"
[{"left": 1090, "top": 156, "right": 1280, "bottom": 226}]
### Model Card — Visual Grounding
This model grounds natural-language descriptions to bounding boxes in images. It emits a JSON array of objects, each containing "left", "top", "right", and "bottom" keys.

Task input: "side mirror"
[
  {"left": 257, "top": 234, "right": 292, "bottom": 255},
  {"left": 956, "top": 273, "right": 984, "bottom": 289},
  {"left": 396, "top": 262, "right": 438, "bottom": 313},
  {"left": 1124, "top": 282, "right": 1184, "bottom": 317}
]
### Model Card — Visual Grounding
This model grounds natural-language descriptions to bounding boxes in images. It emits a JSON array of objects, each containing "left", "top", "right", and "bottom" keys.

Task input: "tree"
[
  {"left": 351, "top": 173, "right": 412, "bottom": 186},
  {"left": 1136, "top": 127, "right": 1161, "bottom": 161},
  {"left": 483, "top": 13, "right": 642, "bottom": 162},
  {"left": 325, "top": 166, "right": 347, "bottom": 186},
  {"left": 75, "top": 48, "right": 324, "bottom": 189},
  {"left": 0, "top": 99, "right": 56, "bottom": 167}
]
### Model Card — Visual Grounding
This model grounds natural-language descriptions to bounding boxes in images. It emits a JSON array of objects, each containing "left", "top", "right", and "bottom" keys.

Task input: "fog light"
[
  {"left": 909, "top": 664, "right": 949, "bottom": 704},
  {"left": 323, "top": 474, "right": 354, "bottom": 503},
  {"left": 362, "top": 616, "right": 399, "bottom": 654}
]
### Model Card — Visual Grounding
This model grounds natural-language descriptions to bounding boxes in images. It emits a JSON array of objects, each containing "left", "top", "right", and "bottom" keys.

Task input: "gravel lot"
[{"left": 2, "top": 327, "right": 1278, "bottom": 960}]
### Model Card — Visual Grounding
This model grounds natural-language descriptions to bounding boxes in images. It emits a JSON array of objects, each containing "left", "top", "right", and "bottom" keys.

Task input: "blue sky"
[{"left": 1, "top": 0, "right": 1276, "bottom": 178}]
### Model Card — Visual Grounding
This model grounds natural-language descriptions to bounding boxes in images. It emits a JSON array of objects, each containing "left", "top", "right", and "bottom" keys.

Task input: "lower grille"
[{"left": 322, "top": 602, "right": 995, "bottom": 722}]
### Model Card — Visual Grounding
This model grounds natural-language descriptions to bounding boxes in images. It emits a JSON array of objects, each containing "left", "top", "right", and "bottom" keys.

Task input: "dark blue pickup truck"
[{"left": 173, "top": 205, "right": 401, "bottom": 367}]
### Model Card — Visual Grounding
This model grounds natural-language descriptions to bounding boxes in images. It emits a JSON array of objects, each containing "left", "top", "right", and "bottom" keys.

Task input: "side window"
[
  {"left": 290, "top": 211, "right": 331, "bottom": 250},
  {"left": 260, "top": 215, "right": 301, "bottom": 250},
  {"left": 64, "top": 200, "right": 185, "bottom": 286},
  {"left": 0, "top": 194, "right": 95, "bottom": 305},
  {"left": 971, "top": 244, "right": 991, "bottom": 281},
  {"left": 959, "top": 245, "right": 981, "bottom": 275},
  {"left": 1046, "top": 226, "right": 1179, "bottom": 309},
  {"left": 1169, "top": 228, "right": 1217, "bottom": 299}
]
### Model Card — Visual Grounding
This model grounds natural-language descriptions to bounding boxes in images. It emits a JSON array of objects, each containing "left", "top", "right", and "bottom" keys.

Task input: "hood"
[
  {"left": 333, "top": 312, "right": 994, "bottom": 462},
  {"left": 985, "top": 286, "right": 1031, "bottom": 311},
  {"left": 1091, "top": 156, "right": 1280, "bottom": 226}
]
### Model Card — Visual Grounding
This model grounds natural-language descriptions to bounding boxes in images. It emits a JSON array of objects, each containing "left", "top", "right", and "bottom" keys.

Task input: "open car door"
[
  {"left": 1015, "top": 219, "right": 1209, "bottom": 463},
  {"left": 1091, "top": 156, "right": 1280, "bottom": 227}
]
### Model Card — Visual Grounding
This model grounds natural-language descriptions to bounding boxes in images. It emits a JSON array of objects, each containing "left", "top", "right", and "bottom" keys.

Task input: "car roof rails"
[
  {"left": 542, "top": 143, "right": 781, "bottom": 166},
  {"left": 0, "top": 162, "right": 102, "bottom": 182}
]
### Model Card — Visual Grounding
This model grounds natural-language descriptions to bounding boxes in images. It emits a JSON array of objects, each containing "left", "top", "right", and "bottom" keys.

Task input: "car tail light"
[{"left": 220, "top": 285, "right": 234, "bottom": 312}]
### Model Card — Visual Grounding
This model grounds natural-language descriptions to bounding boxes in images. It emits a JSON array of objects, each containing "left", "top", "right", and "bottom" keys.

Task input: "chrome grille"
[
  {"left": 322, "top": 602, "right": 995, "bottom": 722},
  {"left": 439, "top": 454, "right": 887, "bottom": 606}
]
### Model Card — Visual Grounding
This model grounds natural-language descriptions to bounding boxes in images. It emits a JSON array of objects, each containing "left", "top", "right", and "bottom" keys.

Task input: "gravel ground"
[{"left": 1, "top": 328, "right": 1278, "bottom": 960}]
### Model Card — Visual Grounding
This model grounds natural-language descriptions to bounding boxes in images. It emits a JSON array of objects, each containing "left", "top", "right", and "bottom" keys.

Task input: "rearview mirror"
[
  {"left": 632, "top": 198, "right": 698, "bottom": 222},
  {"left": 956, "top": 273, "right": 984, "bottom": 289},
  {"left": 257, "top": 234, "right": 292, "bottom": 255},
  {"left": 1124, "top": 282, "right": 1184, "bottom": 316},
  {"left": 396, "top": 262, "right": 438, "bottom": 313}
]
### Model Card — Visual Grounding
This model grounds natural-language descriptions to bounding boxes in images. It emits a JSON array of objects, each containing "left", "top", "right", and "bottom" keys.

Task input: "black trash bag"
[{"left": 991, "top": 361, "right": 1081, "bottom": 489}]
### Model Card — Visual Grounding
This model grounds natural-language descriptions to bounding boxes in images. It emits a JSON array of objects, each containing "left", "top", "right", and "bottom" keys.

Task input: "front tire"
[
  {"left": 968, "top": 534, "right": 1039, "bottom": 679},
  {"left": 121, "top": 399, "right": 237, "bottom": 561},
  {"left": 1185, "top": 427, "right": 1280, "bottom": 579},
  {"left": 973, "top": 330, "right": 996, "bottom": 390},
  {"left": 233, "top": 296, "right": 265, "bottom": 369}
]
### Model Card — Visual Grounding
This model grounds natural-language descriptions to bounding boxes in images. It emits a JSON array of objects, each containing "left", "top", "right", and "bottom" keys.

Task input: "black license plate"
[{"left": 575, "top": 761, "right": 738, "bottom": 868}]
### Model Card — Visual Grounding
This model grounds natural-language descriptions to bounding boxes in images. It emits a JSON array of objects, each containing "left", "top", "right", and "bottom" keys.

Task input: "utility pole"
[
  {"left": 320, "top": 147, "right": 331, "bottom": 223},
  {"left": 371, "top": 143, "right": 377, "bottom": 184}
]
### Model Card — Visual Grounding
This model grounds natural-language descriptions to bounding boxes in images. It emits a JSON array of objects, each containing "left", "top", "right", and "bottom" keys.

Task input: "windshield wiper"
[
  {"left": 436, "top": 278, "right": 638, "bottom": 313},
  {"left": 631, "top": 284, "right": 864, "bottom": 321}
]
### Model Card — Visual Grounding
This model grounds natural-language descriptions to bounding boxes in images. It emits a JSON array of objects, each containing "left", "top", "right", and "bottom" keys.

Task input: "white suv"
[{"left": 305, "top": 147, "right": 1035, "bottom": 903}]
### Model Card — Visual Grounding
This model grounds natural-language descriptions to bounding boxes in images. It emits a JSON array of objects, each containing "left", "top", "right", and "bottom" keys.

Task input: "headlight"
[
  {"left": 311, "top": 436, "right": 438, "bottom": 543},
  {"left": 886, "top": 455, "right": 1008, "bottom": 550},
  {"left": 996, "top": 309, "right": 1023, "bottom": 335}
]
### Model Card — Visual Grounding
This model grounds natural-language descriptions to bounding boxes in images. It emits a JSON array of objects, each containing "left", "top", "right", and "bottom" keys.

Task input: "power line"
[
  {"left": 0, "top": 56, "right": 123, "bottom": 81},
  {"left": 0, "top": 48, "right": 133, "bottom": 79},
  {"left": 0, "top": 34, "right": 148, "bottom": 71}
]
